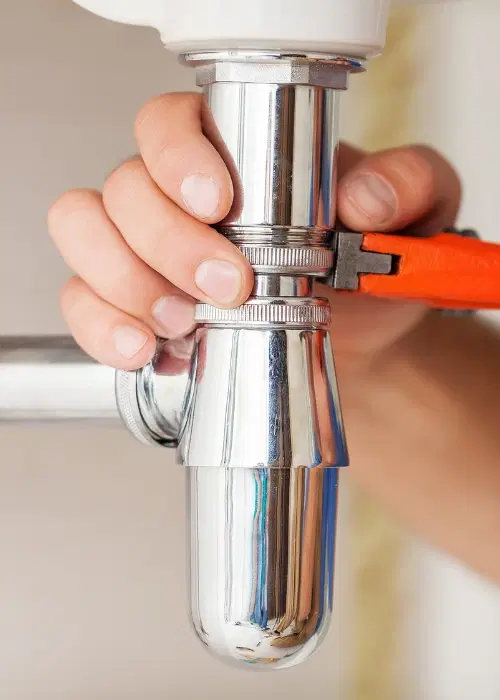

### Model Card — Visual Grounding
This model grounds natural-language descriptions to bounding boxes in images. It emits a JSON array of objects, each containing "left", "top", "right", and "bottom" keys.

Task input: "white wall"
[
  {"left": 410, "top": 3, "right": 500, "bottom": 699},
  {"left": 0, "top": 2, "right": 351, "bottom": 698},
  {"left": 3, "top": 1, "right": 500, "bottom": 698}
]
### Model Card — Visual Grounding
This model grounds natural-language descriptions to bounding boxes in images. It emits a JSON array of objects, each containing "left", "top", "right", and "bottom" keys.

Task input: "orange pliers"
[{"left": 331, "top": 229, "right": 500, "bottom": 311}]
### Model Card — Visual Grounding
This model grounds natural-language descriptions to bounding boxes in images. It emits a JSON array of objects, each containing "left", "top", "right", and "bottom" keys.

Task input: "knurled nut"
[
  {"left": 239, "top": 245, "right": 333, "bottom": 275},
  {"left": 195, "top": 298, "right": 331, "bottom": 327},
  {"left": 115, "top": 369, "right": 158, "bottom": 447}
]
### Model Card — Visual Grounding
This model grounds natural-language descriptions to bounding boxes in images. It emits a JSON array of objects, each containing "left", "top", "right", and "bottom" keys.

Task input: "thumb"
[{"left": 337, "top": 146, "right": 437, "bottom": 233}]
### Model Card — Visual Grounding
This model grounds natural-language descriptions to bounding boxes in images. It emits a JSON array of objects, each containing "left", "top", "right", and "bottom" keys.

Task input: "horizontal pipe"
[{"left": 0, "top": 336, "right": 120, "bottom": 422}]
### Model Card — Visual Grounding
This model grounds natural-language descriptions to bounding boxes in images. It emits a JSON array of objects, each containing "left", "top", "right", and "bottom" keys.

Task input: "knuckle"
[
  {"left": 102, "top": 157, "right": 146, "bottom": 202},
  {"left": 101, "top": 259, "right": 144, "bottom": 304},
  {"left": 373, "top": 147, "right": 436, "bottom": 205},
  {"left": 414, "top": 144, "right": 462, "bottom": 189},
  {"left": 47, "top": 189, "right": 100, "bottom": 232},
  {"left": 60, "top": 276, "right": 85, "bottom": 317},
  {"left": 393, "top": 147, "right": 435, "bottom": 186},
  {"left": 134, "top": 94, "right": 169, "bottom": 135},
  {"left": 135, "top": 92, "right": 201, "bottom": 137}
]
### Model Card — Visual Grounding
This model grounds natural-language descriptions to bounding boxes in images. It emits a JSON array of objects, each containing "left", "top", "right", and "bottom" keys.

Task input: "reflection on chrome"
[
  {"left": 0, "top": 53, "right": 357, "bottom": 671},
  {"left": 188, "top": 465, "right": 338, "bottom": 669}
]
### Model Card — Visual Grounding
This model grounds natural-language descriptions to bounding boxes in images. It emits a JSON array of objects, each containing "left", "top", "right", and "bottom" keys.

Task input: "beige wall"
[
  {"left": 5, "top": 2, "right": 500, "bottom": 698},
  {"left": 410, "top": 4, "right": 500, "bottom": 699},
  {"left": 0, "top": 2, "right": 351, "bottom": 698}
]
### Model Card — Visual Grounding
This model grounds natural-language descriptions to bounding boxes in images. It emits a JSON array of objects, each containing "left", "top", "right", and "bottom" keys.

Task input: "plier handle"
[{"left": 330, "top": 229, "right": 500, "bottom": 311}]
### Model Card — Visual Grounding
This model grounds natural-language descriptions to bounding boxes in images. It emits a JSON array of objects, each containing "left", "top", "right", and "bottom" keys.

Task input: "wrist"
[{"left": 367, "top": 311, "right": 500, "bottom": 414}]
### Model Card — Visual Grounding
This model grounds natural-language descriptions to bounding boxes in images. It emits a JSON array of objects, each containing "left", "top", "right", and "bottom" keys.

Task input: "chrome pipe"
[
  {"left": 172, "top": 52, "right": 353, "bottom": 668},
  {"left": 201, "top": 79, "right": 340, "bottom": 230},
  {"left": 179, "top": 327, "right": 347, "bottom": 469},
  {"left": 0, "top": 336, "right": 119, "bottom": 422},
  {"left": 188, "top": 465, "right": 339, "bottom": 668},
  {"left": 2, "top": 53, "right": 358, "bottom": 672},
  {"left": 0, "top": 337, "right": 189, "bottom": 439}
]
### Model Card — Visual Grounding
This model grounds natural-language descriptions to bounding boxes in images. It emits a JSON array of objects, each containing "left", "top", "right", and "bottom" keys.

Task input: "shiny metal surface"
[
  {"left": 0, "top": 337, "right": 190, "bottom": 443},
  {"left": 252, "top": 275, "right": 312, "bottom": 298},
  {"left": 0, "top": 336, "right": 119, "bottom": 422},
  {"left": 115, "top": 338, "right": 191, "bottom": 446},
  {"left": 188, "top": 464, "right": 338, "bottom": 668},
  {"left": 115, "top": 368, "right": 159, "bottom": 446},
  {"left": 331, "top": 231, "right": 394, "bottom": 290},
  {"left": 193, "top": 58, "right": 350, "bottom": 90},
  {"left": 182, "top": 50, "right": 365, "bottom": 85},
  {"left": 204, "top": 79, "right": 340, "bottom": 230},
  {"left": 239, "top": 243, "right": 334, "bottom": 276},
  {"left": 179, "top": 55, "right": 350, "bottom": 668},
  {"left": 194, "top": 297, "right": 331, "bottom": 326},
  {"left": 179, "top": 327, "right": 347, "bottom": 469},
  {"left": 0, "top": 54, "right": 354, "bottom": 671}
]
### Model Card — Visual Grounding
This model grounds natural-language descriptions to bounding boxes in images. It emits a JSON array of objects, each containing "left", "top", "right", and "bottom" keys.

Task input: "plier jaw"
[
  {"left": 328, "top": 229, "right": 500, "bottom": 312},
  {"left": 329, "top": 232, "right": 395, "bottom": 291}
]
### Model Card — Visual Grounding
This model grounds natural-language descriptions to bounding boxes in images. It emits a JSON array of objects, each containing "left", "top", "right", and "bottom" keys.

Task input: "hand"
[
  {"left": 50, "top": 92, "right": 500, "bottom": 582},
  {"left": 48, "top": 92, "right": 461, "bottom": 371}
]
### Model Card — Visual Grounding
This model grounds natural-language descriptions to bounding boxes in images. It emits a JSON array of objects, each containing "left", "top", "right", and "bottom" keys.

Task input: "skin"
[{"left": 48, "top": 92, "right": 500, "bottom": 584}]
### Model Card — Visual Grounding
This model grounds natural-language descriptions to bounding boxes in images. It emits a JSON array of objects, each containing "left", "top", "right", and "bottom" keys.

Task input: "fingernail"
[
  {"left": 181, "top": 174, "right": 220, "bottom": 219},
  {"left": 152, "top": 296, "right": 195, "bottom": 338},
  {"left": 195, "top": 259, "right": 242, "bottom": 305},
  {"left": 114, "top": 326, "right": 149, "bottom": 359},
  {"left": 344, "top": 173, "right": 398, "bottom": 223}
]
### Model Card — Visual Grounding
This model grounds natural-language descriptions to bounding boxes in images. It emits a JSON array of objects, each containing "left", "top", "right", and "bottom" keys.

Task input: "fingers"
[
  {"left": 135, "top": 96, "right": 462, "bottom": 238},
  {"left": 135, "top": 93, "right": 234, "bottom": 223},
  {"left": 48, "top": 189, "right": 196, "bottom": 339},
  {"left": 50, "top": 92, "right": 255, "bottom": 374},
  {"left": 60, "top": 277, "right": 157, "bottom": 370},
  {"left": 50, "top": 89, "right": 462, "bottom": 377},
  {"left": 322, "top": 143, "right": 462, "bottom": 364},
  {"left": 337, "top": 142, "right": 365, "bottom": 177},
  {"left": 102, "top": 157, "right": 253, "bottom": 307},
  {"left": 337, "top": 144, "right": 461, "bottom": 234},
  {"left": 411, "top": 145, "right": 462, "bottom": 235}
]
